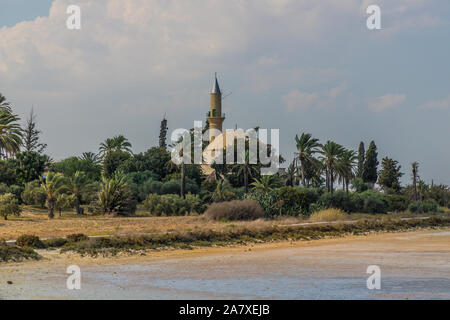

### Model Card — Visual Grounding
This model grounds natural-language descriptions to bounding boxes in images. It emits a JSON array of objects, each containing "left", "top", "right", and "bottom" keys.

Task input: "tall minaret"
[{"left": 207, "top": 73, "right": 225, "bottom": 142}]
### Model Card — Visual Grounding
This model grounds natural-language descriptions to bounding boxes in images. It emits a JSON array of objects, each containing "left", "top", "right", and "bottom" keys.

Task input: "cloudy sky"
[{"left": 1, "top": 0, "right": 449, "bottom": 184}]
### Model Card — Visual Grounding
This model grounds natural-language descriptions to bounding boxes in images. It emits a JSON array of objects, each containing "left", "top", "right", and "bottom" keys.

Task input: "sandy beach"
[{"left": 0, "top": 228, "right": 449, "bottom": 299}]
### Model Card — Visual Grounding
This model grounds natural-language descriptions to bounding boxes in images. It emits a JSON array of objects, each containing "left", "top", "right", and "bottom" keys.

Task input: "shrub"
[
  {"left": 277, "top": 187, "right": 320, "bottom": 215},
  {"left": 408, "top": 200, "right": 438, "bottom": 213},
  {"left": 309, "top": 208, "right": 348, "bottom": 222},
  {"left": 319, "top": 190, "right": 357, "bottom": 212},
  {"left": 43, "top": 238, "right": 67, "bottom": 248},
  {"left": 143, "top": 193, "right": 202, "bottom": 216},
  {"left": 0, "top": 193, "right": 21, "bottom": 220},
  {"left": 204, "top": 200, "right": 264, "bottom": 221},
  {"left": 386, "top": 194, "right": 409, "bottom": 212},
  {"left": 16, "top": 235, "right": 45, "bottom": 249},
  {"left": 359, "top": 190, "right": 389, "bottom": 214},
  {"left": 160, "top": 179, "right": 199, "bottom": 195},
  {"left": 67, "top": 233, "right": 89, "bottom": 242},
  {"left": 245, "top": 190, "right": 279, "bottom": 218},
  {"left": 0, "top": 245, "right": 40, "bottom": 262},
  {"left": 22, "top": 181, "right": 47, "bottom": 208}
]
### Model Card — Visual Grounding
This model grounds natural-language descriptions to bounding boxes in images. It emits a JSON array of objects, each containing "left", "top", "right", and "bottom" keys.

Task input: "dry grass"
[
  {"left": 204, "top": 200, "right": 264, "bottom": 221},
  {"left": 309, "top": 208, "right": 348, "bottom": 222},
  {"left": 0, "top": 208, "right": 292, "bottom": 240}
]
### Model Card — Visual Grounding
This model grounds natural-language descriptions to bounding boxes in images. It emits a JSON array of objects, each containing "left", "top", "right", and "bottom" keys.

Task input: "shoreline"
[{"left": 1, "top": 227, "right": 449, "bottom": 299}]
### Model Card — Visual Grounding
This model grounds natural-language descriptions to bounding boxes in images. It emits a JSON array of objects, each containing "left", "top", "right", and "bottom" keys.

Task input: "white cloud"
[
  {"left": 283, "top": 85, "right": 347, "bottom": 111},
  {"left": 420, "top": 95, "right": 450, "bottom": 109},
  {"left": 0, "top": 0, "right": 445, "bottom": 159},
  {"left": 368, "top": 94, "right": 406, "bottom": 112}
]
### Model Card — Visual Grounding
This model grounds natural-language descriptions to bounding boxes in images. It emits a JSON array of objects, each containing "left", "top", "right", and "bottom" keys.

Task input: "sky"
[{"left": 0, "top": 0, "right": 449, "bottom": 185}]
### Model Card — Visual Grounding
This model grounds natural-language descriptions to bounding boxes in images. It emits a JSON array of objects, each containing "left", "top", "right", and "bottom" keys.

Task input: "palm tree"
[
  {"left": 41, "top": 172, "right": 67, "bottom": 219},
  {"left": 0, "top": 109, "right": 23, "bottom": 159},
  {"left": 411, "top": 162, "right": 419, "bottom": 201},
  {"left": 337, "top": 149, "right": 357, "bottom": 194},
  {"left": 99, "top": 135, "right": 132, "bottom": 157},
  {"left": 212, "top": 179, "right": 233, "bottom": 202},
  {"left": 98, "top": 171, "right": 130, "bottom": 214},
  {"left": 67, "top": 171, "right": 90, "bottom": 215},
  {"left": 319, "top": 141, "right": 345, "bottom": 193},
  {"left": 232, "top": 149, "right": 256, "bottom": 194},
  {"left": 0, "top": 94, "right": 12, "bottom": 112},
  {"left": 250, "top": 175, "right": 282, "bottom": 192},
  {"left": 79, "top": 152, "right": 100, "bottom": 164},
  {"left": 295, "top": 133, "right": 321, "bottom": 187}
]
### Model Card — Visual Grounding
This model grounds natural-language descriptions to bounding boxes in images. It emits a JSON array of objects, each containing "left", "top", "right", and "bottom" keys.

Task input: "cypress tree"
[
  {"left": 357, "top": 141, "right": 365, "bottom": 178},
  {"left": 159, "top": 117, "right": 168, "bottom": 149},
  {"left": 363, "top": 141, "right": 379, "bottom": 187},
  {"left": 378, "top": 157, "right": 403, "bottom": 192},
  {"left": 23, "top": 108, "right": 47, "bottom": 153}
]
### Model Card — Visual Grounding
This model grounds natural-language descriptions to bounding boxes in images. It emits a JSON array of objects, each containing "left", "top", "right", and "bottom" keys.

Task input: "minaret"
[{"left": 207, "top": 73, "right": 225, "bottom": 142}]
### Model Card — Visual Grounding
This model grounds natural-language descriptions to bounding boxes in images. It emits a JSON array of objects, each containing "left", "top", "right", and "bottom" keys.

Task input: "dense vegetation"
[{"left": 0, "top": 92, "right": 448, "bottom": 221}]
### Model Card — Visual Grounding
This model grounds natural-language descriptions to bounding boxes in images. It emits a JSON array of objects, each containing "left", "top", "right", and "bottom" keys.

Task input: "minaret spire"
[
  {"left": 212, "top": 72, "right": 221, "bottom": 94},
  {"left": 207, "top": 73, "right": 225, "bottom": 142}
]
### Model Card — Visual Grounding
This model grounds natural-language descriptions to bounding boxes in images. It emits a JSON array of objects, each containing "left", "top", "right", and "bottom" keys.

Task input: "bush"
[
  {"left": 359, "top": 190, "right": 389, "bottom": 214},
  {"left": 67, "top": 233, "right": 89, "bottom": 242},
  {"left": 0, "top": 245, "right": 40, "bottom": 262},
  {"left": 160, "top": 179, "right": 199, "bottom": 195},
  {"left": 319, "top": 190, "right": 389, "bottom": 214},
  {"left": 143, "top": 193, "right": 202, "bottom": 216},
  {"left": 204, "top": 200, "right": 264, "bottom": 221},
  {"left": 245, "top": 190, "right": 279, "bottom": 218},
  {"left": 309, "top": 208, "right": 348, "bottom": 222},
  {"left": 408, "top": 200, "right": 438, "bottom": 213},
  {"left": 16, "top": 235, "right": 45, "bottom": 249},
  {"left": 43, "top": 238, "right": 68, "bottom": 248},
  {"left": 0, "top": 193, "right": 21, "bottom": 220},
  {"left": 319, "top": 190, "right": 357, "bottom": 212},
  {"left": 22, "top": 181, "right": 47, "bottom": 208},
  {"left": 386, "top": 194, "right": 410, "bottom": 212},
  {"left": 277, "top": 187, "right": 320, "bottom": 215}
]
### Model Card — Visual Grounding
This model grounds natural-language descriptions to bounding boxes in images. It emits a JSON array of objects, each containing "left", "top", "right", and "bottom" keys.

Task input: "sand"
[{"left": 0, "top": 228, "right": 449, "bottom": 299}]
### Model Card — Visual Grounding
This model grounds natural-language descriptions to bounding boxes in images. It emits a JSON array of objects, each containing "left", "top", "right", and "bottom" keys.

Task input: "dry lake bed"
[{"left": 1, "top": 229, "right": 449, "bottom": 300}]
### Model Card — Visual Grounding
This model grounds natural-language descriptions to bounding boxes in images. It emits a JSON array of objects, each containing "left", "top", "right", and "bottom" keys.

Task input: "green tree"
[
  {"left": 378, "top": 157, "right": 403, "bottom": 193},
  {"left": 99, "top": 135, "right": 132, "bottom": 157},
  {"left": 0, "top": 193, "right": 21, "bottom": 220},
  {"left": 41, "top": 172, "right": 67, "bottom": 219},
  {"left": 0, "top": 93, "right": 12, "bottom": 112},
  {"left": 98, "top": 172, "right": 135, "bottom": 215},
  {"left": 363, "top": 141, "right": 379, "bottom": 188},
  {"left": 295, "top": 133, "right": 321, "bottom": 187},
  {"left": 250, "top": 175, "right": 282, "bottom": 192},
  {"left": 52, "top": 156, "right": 101, "bottom": 181},
  {"left": 55, "top": 193, "right": 74, "bottom": 217},
  {"left": 337, "top": 149, "right": 357, "bottom": 194},
  {"left": 23, "top": 108, "right": 47, "bottom": 153},
  {"left": 212, "top": 180, "right": 235, "bottom": 202},
  {"left": 103, "top": 150, "right": 131, "bottom": 178},
  {"left": 79, "top": 152, "right": 100, "bottom": 164},
  {"left": 0, "top": 108, "right": 23, "bottom": 158},
  {"left": 159, "top": 117, "right": 168, "bottom": 149},
  {"left": 319, "top": 141, "right": 345, "bottom": 193},
  {"left": 67, "top": 171, "right": 90, "bottom": 215},
  {"left": 15, "top": 151, "right": 48, "bottom": 185},
  {"left": 22, "top": 181, "right": 47, "bottom": 208},
  {"left": 356, "top": 142, "right": 365, "bottom": 178},
  {"left": 411, "top": 162, "right": 419, "bottom": 201}
]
